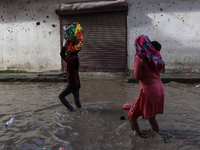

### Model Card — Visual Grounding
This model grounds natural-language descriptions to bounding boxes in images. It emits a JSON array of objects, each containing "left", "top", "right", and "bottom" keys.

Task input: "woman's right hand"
[{"left": 64, "top": 38, "right": 73, "bottom": 48}]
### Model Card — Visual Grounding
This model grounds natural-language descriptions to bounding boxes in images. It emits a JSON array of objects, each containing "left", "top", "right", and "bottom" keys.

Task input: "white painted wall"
[
  {"left": 0, "top": 0, "right": 63, "bottom": 72},
  {"left": 127, "top": 0, "right": 200, "bottom": 73}
]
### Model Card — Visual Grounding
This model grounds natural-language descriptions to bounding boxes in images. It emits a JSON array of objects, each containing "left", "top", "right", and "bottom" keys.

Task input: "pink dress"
[{"left": 129, "top": 55, "right": 164, "bottom": 119}]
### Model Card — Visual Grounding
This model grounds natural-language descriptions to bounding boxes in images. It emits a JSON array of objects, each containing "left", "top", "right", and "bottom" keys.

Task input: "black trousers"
[{"left": 58, "top": 86, "right": 82, "bottom": 111}]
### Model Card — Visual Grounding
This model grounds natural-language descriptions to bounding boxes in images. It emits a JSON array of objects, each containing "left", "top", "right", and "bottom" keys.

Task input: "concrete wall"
[
  {"left": 0, "top": 0, "right": 61, "bottom": 72},
  {"left": 0, "top": 0, "right": 106, "bottom": 72},
  {"left": 1, "top": 0, "right": 200, "bottom": 73},
  {"left": 127, "top": 0, "right": 200, "bottom": 73}
]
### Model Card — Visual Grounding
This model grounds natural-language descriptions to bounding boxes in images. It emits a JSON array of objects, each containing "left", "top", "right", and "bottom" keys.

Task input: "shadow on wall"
[
  {"left": 127, "top": 0, "right": 199, "bottom": 28},
  {"left": 127, "top": 0, "right": 200, "bottom": 73},
  {"left": 0, "top": 0, "right": 54, "bottom": 25}
]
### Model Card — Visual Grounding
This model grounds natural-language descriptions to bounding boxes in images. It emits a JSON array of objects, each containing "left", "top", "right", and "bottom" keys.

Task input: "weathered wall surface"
[
  {"left": 127, "top": 0, "right": 200, "bottom": 73},
  {"left": 0, "top": 0, "right": 105, "bottom": 72},
  {"left": 0, "top": 0, "right": 61, "bottom": 72},
  {"left": 1, "top": 0, "right": 200, "bottom": 73}
]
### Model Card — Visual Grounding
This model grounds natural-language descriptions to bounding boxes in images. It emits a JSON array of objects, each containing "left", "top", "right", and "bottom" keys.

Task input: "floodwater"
[{"left": 0, "top": 78, "right": 200, "bottom": 150}]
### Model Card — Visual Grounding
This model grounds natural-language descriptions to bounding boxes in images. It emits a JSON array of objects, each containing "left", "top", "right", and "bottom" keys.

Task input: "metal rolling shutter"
[{"left": 61, "top": 11, "right": 127, "bottom": 72}]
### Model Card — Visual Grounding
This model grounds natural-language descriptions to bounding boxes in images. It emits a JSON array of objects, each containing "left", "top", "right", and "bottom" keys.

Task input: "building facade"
[{"left": 0, "top": 0, "right": 199, "bottom": 73}]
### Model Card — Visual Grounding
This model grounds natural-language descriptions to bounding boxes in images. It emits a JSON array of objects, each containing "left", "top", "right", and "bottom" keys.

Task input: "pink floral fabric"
[{"left": 134, "top": 35, "right": 165, "bottom": 71}]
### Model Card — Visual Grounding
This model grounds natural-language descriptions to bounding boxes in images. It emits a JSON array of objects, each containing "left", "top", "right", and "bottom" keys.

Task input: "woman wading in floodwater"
[
  {"left": 58, "top": 38, "right": 82, "bottom": 112},
  {"left": 128, "top": 35, "right": 165, "bottom": 136}
]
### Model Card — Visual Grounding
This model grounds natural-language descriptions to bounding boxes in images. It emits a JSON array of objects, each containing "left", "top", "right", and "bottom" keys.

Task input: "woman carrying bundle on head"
[{"left": 58, "top": 22, "right": 83, "bottom": 112}]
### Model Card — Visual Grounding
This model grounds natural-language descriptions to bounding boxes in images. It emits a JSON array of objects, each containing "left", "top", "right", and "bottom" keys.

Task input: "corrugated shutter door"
[{"left": 61, "top": 11, "right": 127, "bottom": 72}]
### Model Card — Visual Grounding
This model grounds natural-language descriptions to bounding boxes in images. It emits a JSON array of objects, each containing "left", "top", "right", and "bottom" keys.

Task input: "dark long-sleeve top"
[{"left": 60, "top": 47, "right": 80, "bottom": 89}]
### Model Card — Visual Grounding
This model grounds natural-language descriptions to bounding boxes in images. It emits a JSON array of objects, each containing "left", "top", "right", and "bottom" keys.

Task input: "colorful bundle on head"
[{"left": 63, "top": 22, "right": 83, "bottom": 53}]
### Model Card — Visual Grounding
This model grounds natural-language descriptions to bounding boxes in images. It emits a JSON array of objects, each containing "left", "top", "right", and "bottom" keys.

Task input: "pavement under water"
[{"left": 0, "top": 78, "right": 200, "bottom": 150}]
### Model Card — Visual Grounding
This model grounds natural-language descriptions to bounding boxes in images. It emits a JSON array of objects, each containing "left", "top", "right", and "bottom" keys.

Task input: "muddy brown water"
[{"left": 0, "top": 79, "right": 200, "bottom": 150}]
